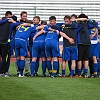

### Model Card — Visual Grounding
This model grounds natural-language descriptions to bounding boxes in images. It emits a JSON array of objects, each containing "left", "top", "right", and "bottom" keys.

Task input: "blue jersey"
[
  {"left": 44, "top": 25, "right": 59, "bottom": 41},
  {"left": 15, "top": 25, "right": 35, "bottom": 40},
  {"left": 29, "top": 24, "right": 40, "bottom": 46}
]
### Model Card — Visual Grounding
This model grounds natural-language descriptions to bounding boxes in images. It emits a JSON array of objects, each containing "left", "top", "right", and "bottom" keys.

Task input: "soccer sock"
[
  {"left": 84, "top": 69, "right": 88, "bottom": 76},
  {"left": 68, "top": 60, "right": 71, "bottom": 72},
  {"left": 93, "top": 63, "right": 98, "bottom": 76},
  {"left": 62, "top": 70, "right": 65, "bottom": 76},
  {"left": 16, "top": 59, "right": 20, "bottom": 68},
  {"left": 42, "top": 61, "right": 47, "bottom": 76},
  {"left": 57, "top": 61, "right": 60, "bottom": 74},
  {"left": 35, "top": 59, "right": 39, "bottom": 73},
  {"left": 6, "top": 58, "right": 10, "bottom": 72},
  {"left": 30, "top": 61, "right": 36, "bottom": 76},
  {"left": 78, "top": 69, "right": 82, "bottom": 76},
  {"left": 47, "top": 60, "right": 52, "bottom": 76},
  {"left": 98, "top": 60, "right": 100, "bottom": 76},
  {"left": 19, "top": 60, "right": 25, "bottom": 76},
  {"left": 70, "top": 70, "right": 75, "bottom": 76},
  {"left": 53, "top": 61, "right": 58, "bottom": 77}
]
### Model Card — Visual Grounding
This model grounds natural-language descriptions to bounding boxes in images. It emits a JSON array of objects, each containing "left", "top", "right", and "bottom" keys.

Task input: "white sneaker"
[{"left": 19, "top": 74, "right": 24, "bottom": 77}]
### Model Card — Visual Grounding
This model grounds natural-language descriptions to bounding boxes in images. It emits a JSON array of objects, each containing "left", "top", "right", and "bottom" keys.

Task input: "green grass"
[{"left": 0, "top": 63, "right": 100, "bottom": 100}]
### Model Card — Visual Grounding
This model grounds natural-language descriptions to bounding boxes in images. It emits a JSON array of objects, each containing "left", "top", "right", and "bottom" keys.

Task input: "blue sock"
[
  {"left": 35, "top": 59, "right": 39, "bottom": 73},
  {"left": 16, "top": 59, "right": 20, "bottom": 68},
  {"left": 19, "top": 60, "right": 25, "bottom": 76},
  {"left": 70, "top": 70, "right": 75, "bottom": 76},
  {"left": 53, "top": 61, "right": 58, "bottom": 77},
  {"left": 81, "top": 64, "right": 84, "bottom": 70},
  {"left": 78, "top": 69, "right": 82, "bottom": 76},
  {"left": 62, "top": 70, "right": 65, "bottom": 76},
  {"left": 30, "top": 61, "right": 36, "bottom": 76},
  {"left": 20, "top": 60, "right": 25, "bottom": 70},
  {"left": 93, "top": 63, "right": 98, "bottom": 76},
  {"left": 98, "top": 60, "right": 100, "bottom": 76},
  {"left": 84, "top": 69, "right": 88, "bottom": 76},
  {"left": 47, "top": 60, "right": 52, "bottom": 76},
  {"left": 42, "top": 61, "right": 47, "bottom": 76}
]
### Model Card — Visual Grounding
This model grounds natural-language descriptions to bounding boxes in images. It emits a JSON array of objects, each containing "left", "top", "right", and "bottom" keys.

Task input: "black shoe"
[{"left": 24, "top": 72, "right": 30, "bottom": 76}]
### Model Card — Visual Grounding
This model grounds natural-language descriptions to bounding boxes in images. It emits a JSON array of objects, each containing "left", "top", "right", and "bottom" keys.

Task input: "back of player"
[{"left": 15, "top": 22, "right": 35, "bottom": 77}]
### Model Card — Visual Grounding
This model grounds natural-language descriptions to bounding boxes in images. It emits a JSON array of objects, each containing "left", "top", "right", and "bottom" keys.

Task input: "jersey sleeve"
[{"left": 0, "top": 19, "right": 8, "bottom": 24}]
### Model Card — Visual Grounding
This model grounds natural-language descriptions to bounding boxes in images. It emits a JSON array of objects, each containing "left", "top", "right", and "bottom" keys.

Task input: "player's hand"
[
  {"left": 33, "top": 36, "right": 36, "bottom": 41},
  {"left": 8, "top": 18, "right": 16, "bottom": 23},
  {"left": 90, "top": 34, "right": 95, "bottom": 39},
  {"left": 68, "top": 38, "right": 74, "bottom": 44}
]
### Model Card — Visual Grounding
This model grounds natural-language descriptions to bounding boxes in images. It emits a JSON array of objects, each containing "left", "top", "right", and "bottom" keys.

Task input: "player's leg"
[
  {"left": 77, "top": 45, "right": 84, "bottom": 77},
  {"left": 61, "top": 47, "right": 70, "bottom": 77},
  {"left": 24, "top": 57, "right": 30, "bottom": 76},
  {"left": 30, "top": 42, "right": 38, "bottom": 77},
  {"left": 45, "top": 40, "right": 52, "bottom": 77},
  {"left": 52, "top": 40, "right": 60, "bottom": 78},
  {"left": 69, "top": 47, "right": 78, "bottom": 78}
]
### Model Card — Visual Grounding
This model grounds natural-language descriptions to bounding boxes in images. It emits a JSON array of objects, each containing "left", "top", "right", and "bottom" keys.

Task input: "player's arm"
[
  {"left": 70, "top": 18, "right": 87, "bottom": 22},
  {"left": 19, "top": 23, "right": 31, "bottom": 26},
  {"left": 58, "top": 31, "right": 74, "bottom": 44},
  {"left": 36, "top": 25, "right": 46, "bottom": 30},
  {"left": 90, "top": 28, "right": 98, "bottom": 39},
  {"left": 33, "top": 30, "right": 45, "bottom": 41},
  {"left": 0, "top": 18, "right": 8, "bottom": 24}
]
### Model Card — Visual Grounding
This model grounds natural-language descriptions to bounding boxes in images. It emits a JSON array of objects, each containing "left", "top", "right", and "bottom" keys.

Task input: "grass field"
[{"left": 0, "top": 62, "right": 100, "bottom": 100}]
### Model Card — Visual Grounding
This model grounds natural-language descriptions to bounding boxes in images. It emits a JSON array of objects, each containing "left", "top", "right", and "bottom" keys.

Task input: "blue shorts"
[
  {"left": 90, "top": 43, "right": 98, "bottom": 57},
  {"left": 32, "top": 41, "right": 46, "bottom": 58},
  {"left": 45, "top": 39, "right": 60, "bottom": 57},
  {"left": 96, "top": 42, "right": 100, "bottom": 58},
  {"left": 15, "top": 39, "right": 28, "bottom": 57},
  {"left": 62, "top": 46, "right": 78, "bottom": 60},
  {"left": 10, "top": 39, "right": 15, "bottom": 56}
]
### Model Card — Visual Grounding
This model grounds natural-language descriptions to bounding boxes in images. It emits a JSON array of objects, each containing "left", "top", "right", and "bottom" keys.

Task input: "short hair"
[
  {"left": 49, "top": 16, "right": 56, "bottom": 21},
  {"left": 33, "top": 16, "right": 40, "bottom": 21},
  {"left": 64, "top": 15, "right": 71, "bottom": 20},
  {"left": 5, "top": 11, "right": 12, "bottom": 16},
  {"left": 11, "top": 15, "right": 17, "bottom": 21},
  {"left": 41, "top": 20, "right": 47, "bottom": 25},
  {"left": 71, "top": 14, "right": 77, "bottom": 19},
  {"left": 20, "top": 11, "right": 27, "bottom": 17},
  {"left": 78, "top": 14, "right": 88, "bottom": 18},
  {"left": 26, "top": 20, "right": 33, "bottom": 24}
]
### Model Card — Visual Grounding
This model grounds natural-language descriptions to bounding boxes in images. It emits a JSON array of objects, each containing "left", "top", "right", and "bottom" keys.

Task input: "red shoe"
[{"left": 69, "top": 76, "right": 73, "bottom": 78}]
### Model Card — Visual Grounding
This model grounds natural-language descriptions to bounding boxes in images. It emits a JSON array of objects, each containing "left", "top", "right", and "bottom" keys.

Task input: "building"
[{"left": 0, "top": 0, "right": 100, "bottom": 22}]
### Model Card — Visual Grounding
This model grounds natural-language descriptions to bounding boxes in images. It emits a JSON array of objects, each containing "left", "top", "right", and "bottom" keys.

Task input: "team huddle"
[{"left": 0, "top": 11, "right": 100, "bottom": 78}]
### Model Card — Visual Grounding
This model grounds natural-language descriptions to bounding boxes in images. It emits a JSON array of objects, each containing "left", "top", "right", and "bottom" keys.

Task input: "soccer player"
[
  {"left": 76, "top": 14, "right": 97, "bottom": 78},
  {"left": 30, "top": 20, "right": 47, "bottom": 77},
  {"left": 89, "top": 24, "right": 98, "bottom": 78},
  {"left": 4, "top": 11, "right": 17, "bottom": 76},
  {"left": 15, "top": 20, "right": 36, "bottom": 77},
  {"left": 61, "top": 15, "right": 78, "bottom": 78},
  {"left": 0, "top": 18, "right": 21, "bottom": 76},
  {"left": 97, "top": 28, "right": 100, "bottom": 77},
  {"left": 16, "top": 11, "right": 30, "bottom": 76},
  {"left": 29, "top": 16, "right": 41, "bottom": 76}
]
